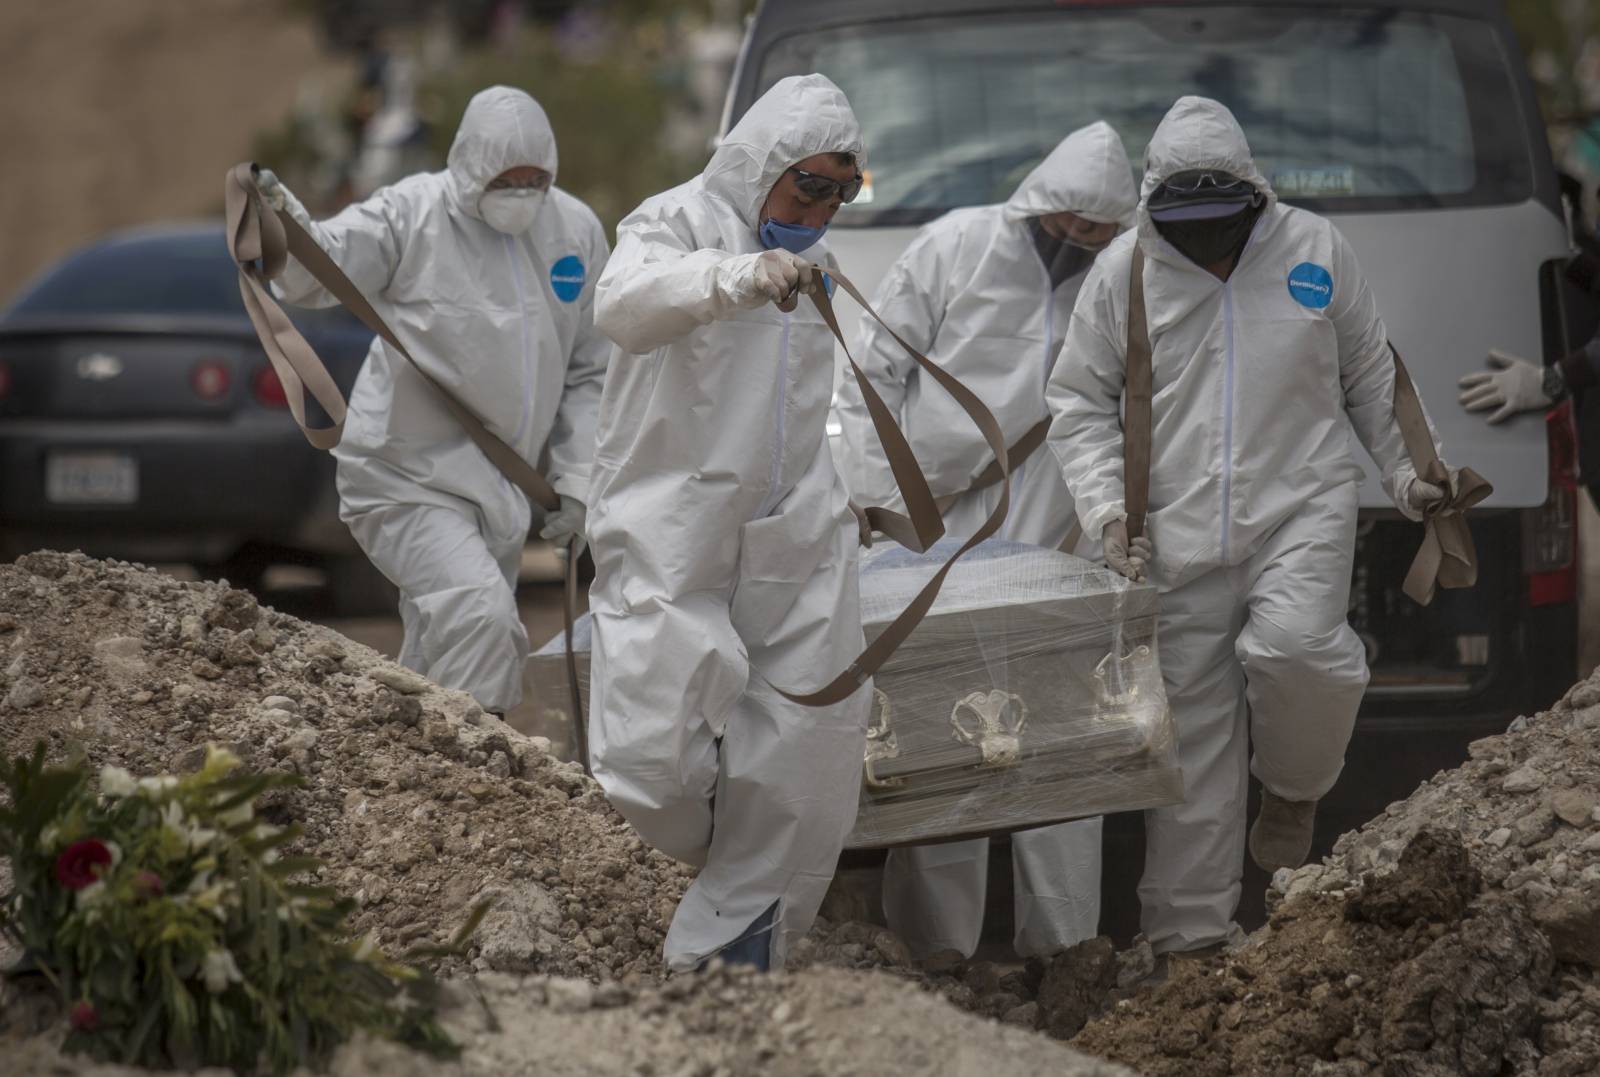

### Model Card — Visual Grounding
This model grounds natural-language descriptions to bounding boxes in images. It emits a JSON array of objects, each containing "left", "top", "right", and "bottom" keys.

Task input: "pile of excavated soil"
[
  {"left": 0, "top": 551, "right": 690, "bottom": 981},
  {"left": 1069, "top": 667, "right": 1600, "bottom": 1076},
  {"left": 2, "top": 963, "right": 1137, "bottom": 1077}
]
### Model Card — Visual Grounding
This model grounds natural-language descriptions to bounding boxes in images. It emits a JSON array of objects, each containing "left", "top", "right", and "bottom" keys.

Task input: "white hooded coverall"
[
  {"left": 272, "top": 87, "right": 612, "bottom": 715},
  {"left": 835, "top": 122, "right": 1139, "bottom": 958},
  {"left": 586, "top": 74, "right": 871, "bottom": 971},
  {"left": 1047, "top": 97, "right": 1441, "bottom": 954}
]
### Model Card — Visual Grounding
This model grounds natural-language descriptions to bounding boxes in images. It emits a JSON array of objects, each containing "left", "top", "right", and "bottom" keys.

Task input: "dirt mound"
[
  {"left": 1068, "top": 666, "right": 1600, "bottom": 1077},
  {"left": 4, "top": 962, "right": 1137, "bottom": 1077},
  {"left": 0, "top": 551, "right": 689, "bottom": 981}
]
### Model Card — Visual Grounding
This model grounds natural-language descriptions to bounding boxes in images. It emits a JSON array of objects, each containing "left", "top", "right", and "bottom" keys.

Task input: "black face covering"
[
  {"left": 1029, "top": 219, "right": 1097, "bottom": 289},
  {"left": 1152, "top": 201, "right": 1264, "bottom": 270}
]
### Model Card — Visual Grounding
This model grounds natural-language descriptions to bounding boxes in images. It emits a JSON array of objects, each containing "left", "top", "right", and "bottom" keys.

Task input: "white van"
[{"left": 721, "top": 0, "right": 1588, "bottom": 931}]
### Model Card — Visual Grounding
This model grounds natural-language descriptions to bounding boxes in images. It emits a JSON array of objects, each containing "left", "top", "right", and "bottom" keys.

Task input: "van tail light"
[
  {"left": 0, "top": 360, "right": 11, "bottom": 401},
  {"left": 191, "top": 360, "right": 231, "bottom": 402},
  {"left": 252, "top": 366, "right": 289, "bottom": 409},
  {"left": 1524, "top": 401, "right": 1578, "bottom": 607}
]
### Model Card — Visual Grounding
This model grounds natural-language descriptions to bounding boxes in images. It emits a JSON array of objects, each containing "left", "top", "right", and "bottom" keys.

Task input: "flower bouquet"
[{"left": 0, "top": 742, "right": 482, "bottom": 1073}]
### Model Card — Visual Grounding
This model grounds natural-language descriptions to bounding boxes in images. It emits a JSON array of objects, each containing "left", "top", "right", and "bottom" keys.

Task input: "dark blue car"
[{"left": 0, "top": 223, "right": 392, "bottom": 611}]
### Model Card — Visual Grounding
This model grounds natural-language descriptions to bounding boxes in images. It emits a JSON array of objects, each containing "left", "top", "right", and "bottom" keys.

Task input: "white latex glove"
[
  {"left": 848, "top": 500, "right": 873, "bottom": 548},
  {"left": 1101, "top": 519, "right": 1153, "bottom": 583},
  {"left": 1457, "top": 350, "right": 1551, "bottom": 424},
  {"left": 254, "top": 168, "right": 289, "bottom": 213},
  {"left": 740, "top": 249, "right": 816, "bottom": 312},
  {"left": 538, "top": 495, "right": 588, "bottom": 560},
  {"left": 1404, "top": 467, "right": 1461, "bottom": 518}
]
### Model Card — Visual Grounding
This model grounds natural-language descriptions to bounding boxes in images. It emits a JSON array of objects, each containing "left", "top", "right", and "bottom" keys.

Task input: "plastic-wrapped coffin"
[
  {"left": 848, "top": 538, "right": 1181, "bottom": 850},
  {"left": 529, "top": 539, "right": 1183, "bottom": 850}
]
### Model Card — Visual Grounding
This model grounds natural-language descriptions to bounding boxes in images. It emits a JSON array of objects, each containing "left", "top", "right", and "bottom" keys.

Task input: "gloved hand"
[
  {"left": 1404, "top": 467, "right": 1461, "bottom": 518},
  {"left": 1457, "top": 350, "right": 1551, "bottom": 424},
  {"left": 1102, "top": 519, "right": 1152, "bottom": 583},
  {"left": 254, "top": 168, "right": 289, "bottom": 213},
  {"left": 848, "top": 500, "right": 873, "bottom": 548},
  {"left": 739, "top": 249, "right": 816, "bottom": 312},
  {"left": 538, "top": 495, "right": 588, "bottom": 560}
]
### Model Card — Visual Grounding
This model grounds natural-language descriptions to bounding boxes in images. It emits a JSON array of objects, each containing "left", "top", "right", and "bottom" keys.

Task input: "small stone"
[
  {"left": 0, "top": 614, "right": 17, "bottom": 633},
  {"left": 261, "top": 695, "right": 299, "bottom": 714},
  {"left": 467, "top": 783, "right": 494, "bottom": 802},
  {"left": 1503, "top": 766, "right": 1547, "bottom": 794},
  {"left": 424, "top": 719, "right": 459, "bottom": 753},
  {"left": 373, "top": 666, "right": 432, "bottom": 695},
  {"left": 1002, "top": 1002, "right": 1040, "bottom": 1028},
  {"left": 487, "top": 751, "right": 513, "bottom": 779},
  {"left": 221, "top": 630, "right": 262, "bottom": 667},
  {"left": 307, "top": 639, "right": 346, "bottom": 661},
  {"left": 4, "top": 679, "right": 44, "bottom": 710},
  {"left": 1514, "top": 807, "right": 1557, "bottom": 848},
  {"left": 283, "top": 729, "right": 318, "bottom": 752},
  {"left": 94, "top": 635, "right": 145, "bottom": 662},
  {"left": 130, "top": 690, "right": 154, "bottom": 705},
  {"left": 1552, "top": 789, "right": 1597, "bottom": 828},
  {"left": 1487, "top": 828, "right": 1513, "bottom": 849},
  {"left": 922, "top": 949, "right": 966, "bottom": 976},
  {"left": 258, "top": 708, "right": 296, "bottom": 725},
  {"left": 1531, "top": 890, "right": 1600, "bottom": 968},
  {"left": 192, "top": 659, "right": 223, "bottom": 681},
  {"left": 1579, "top": 832, "right": 1600, "bottom": 853},
  {"left": 205, "top": 588, "right": 260, "bottom": 632},
  {"left": 179, "top": 615, "right": 205, "bottom": 644}
]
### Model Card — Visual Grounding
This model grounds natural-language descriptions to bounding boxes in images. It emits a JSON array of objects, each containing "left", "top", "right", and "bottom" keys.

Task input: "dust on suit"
[
  {"left": 835, "top": 121, "right": 1139, "bottom": 957},
  {"left": 585, "top": 74, "right": 871, "bottom": 971},
  {"left": 1046, "top": 97, "right": 1447, "bottom": 954},
  {"left": 271, "top": 86, "right": 611, "bottom": 715}
]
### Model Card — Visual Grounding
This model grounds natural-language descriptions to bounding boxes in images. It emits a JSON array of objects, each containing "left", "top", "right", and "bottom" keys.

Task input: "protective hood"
[
  {"left": 1003, "top": 120, "right": 1138, "bottom": 228},
  {"left": 703, "top": 73, "right": 867, "bottom": 228},
  {"left": 1136, "top": 96, "right": 1276, "bottom": 245},
  {"left": 447, "top": 86, "right": 559, "bottom": 221}
]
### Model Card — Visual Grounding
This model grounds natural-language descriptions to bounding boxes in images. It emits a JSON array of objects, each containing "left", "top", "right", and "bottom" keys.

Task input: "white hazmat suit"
[
  {"left": 271, "top": 87, "right": 611, "bottom": 715},
  {"left": 1047, "top": 97, "right": 1443, "bottom": 954},
  {"left": 836, "top": 122, "right": 1139, "bottom": 958},
  {"left": 586, "top": 74, "right": 870, "bottom": 971}
]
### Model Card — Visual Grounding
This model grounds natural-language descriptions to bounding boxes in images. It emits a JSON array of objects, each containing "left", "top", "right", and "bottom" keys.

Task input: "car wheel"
[{"left": 326, "top": 552, "right": 399, "bottom": 617}]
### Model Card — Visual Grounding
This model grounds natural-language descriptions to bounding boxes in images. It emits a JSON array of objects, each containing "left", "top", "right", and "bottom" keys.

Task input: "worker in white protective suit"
[
  {"left": 585, "top": 74, "right": 872, "bottom": 972},
  {"left": 260, "top": 86, "right": 610, "bottom": 715},
  {"left": 1047, "top": 97, "right": 1459, "bottom": 963},
  {"left": 835, "top": 121, "right": 1139, "bottom": 959}
]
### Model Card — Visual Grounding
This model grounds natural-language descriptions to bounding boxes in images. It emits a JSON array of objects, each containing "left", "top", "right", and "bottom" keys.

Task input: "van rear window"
[{"left": 755, "top": 5, "right": 1534, "bottom": 225}]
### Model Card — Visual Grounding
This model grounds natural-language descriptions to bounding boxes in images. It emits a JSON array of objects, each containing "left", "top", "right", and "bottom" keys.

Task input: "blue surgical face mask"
[{"left": 759, "top": 217, "right": 827, "bottom": 254}]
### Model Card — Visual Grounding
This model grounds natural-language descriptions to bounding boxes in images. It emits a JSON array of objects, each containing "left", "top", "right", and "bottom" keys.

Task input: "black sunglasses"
[{"left": 788, "top": 166, "right": 864, "bottom": 204}]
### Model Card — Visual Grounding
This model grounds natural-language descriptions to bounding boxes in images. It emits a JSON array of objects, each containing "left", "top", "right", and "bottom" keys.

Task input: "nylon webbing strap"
[
  {"left": 1123, "top": 246, "right": 1153, "bottom": 540},
  {"left": 934, "top": 418, "right": 1050, "bottom": 515},
  {"left": 224, "top": 164, "right": 588, "bottom": 766},
  {"left": 770, "top": 268, "right": 1012, "bottom": 706},
  {"left": 1390, "top": 346, "right": 1492, "bottom": 605}
]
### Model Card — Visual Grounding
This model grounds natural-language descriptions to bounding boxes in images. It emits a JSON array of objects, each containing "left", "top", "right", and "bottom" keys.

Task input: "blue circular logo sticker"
[
  {"left": 550, "top": 255, "right": 585, "bottom": 303},
  {"left": 1287, "top": 262, "right": 1333, "bottom": 309}
]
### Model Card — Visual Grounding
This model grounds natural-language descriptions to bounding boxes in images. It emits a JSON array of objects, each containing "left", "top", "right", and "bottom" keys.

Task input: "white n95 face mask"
[{"left": 479, "top": 189, "right": 546, "bottom": 235}]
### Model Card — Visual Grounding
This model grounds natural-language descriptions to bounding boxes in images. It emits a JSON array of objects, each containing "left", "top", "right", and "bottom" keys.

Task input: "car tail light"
[
  {"left": 191, "top": 360, "right": 231, "bottom": 402},
  {"left": 0, "top": 360, "right": 10, "bottom": 401},
  {"left": 1524, "top": 401, "right": 1578, "bottom": 607},
  {"left": 252, "top": 366, "right": 289, "bottom": 408}
]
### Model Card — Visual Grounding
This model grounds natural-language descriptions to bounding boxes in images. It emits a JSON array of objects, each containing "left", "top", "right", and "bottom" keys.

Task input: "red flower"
[
  {"left": 70, "top": 1000, "right": 98, "bottom": 1031},
  {"left": 133, "top": 870, "right": 164, "bottom": 897},
  {"left": 54, "top": 839, "right": 113, "bottom": 890}
]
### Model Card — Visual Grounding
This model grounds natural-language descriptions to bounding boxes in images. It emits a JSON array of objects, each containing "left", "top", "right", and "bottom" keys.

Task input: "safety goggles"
[
  {"left": 788, "top": 166, "right": 864, "bottom": 204},
  {"left": 1148, "top": 169, "right": 1261, "bottom": 220},
  {"left": 1158, "top": 170, "right": 1254, "bottom": 196}
]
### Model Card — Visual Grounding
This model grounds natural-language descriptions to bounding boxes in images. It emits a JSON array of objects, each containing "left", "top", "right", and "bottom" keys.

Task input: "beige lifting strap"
[
  {"left": 223, "top": 163, "right": 589, "bottom": 763},
  {"left": 771, "top": 269, "right": 1012, "bottom": 706},
  {"left": 932, "top": 418, "right": 1083, "bottom": 554},
  {"left": 1120, "top": 246, "right": 1490, "bottom": 606}
]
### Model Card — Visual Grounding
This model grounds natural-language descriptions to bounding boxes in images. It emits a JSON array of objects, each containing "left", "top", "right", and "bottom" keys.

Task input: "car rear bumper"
[{"left": 0, "top": 417, "right": 350, "bottom": 562}]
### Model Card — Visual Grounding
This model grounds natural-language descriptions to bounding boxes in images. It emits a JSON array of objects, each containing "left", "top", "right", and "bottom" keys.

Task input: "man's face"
[
  {"left": 761, "top": 153, "right": 859, "bottom": 229},
  {"left": 487, "top": 165, "right": 553, "bottom": 192},
  {"left": 1038, "top": 211, "right": 1118, "bottom": 251}
]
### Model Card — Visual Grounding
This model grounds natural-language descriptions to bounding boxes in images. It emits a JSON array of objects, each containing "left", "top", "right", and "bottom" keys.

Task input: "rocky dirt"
[
  {"left": 1067, "top": 671, "right": 1600, "bottom": 1076},
  {"left": 0, "top": 550, "right": 689, "bottom": 981},
  {"left": 0, "top": 552, "right": 1129, "bottom": 1076}
]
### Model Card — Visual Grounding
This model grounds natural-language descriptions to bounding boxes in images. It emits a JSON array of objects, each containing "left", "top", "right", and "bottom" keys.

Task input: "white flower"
[
  {"left": 137, "top": 775, "right": 179, "bottom": 799},
  {"left": 103, "top": 840, "right": 122, "bottom": 869},
  {"left": 99, "top": 765, "right": 137, "bottom": 798},
  {"left": 75, "top": 881, "right": 108, "bottom": 911},
  {"left": 201, "top": 949, "right": 243, "bottom": 994},
  {"left": 215, "top": 800, "right": 253, "bottom": 828},
  {"left": 186, "top": 826, "right": 217, "bottom": 852},
  {"left": 354, "top": 933, "right": 378, "bottom": 962},
  {"left": 38, "top": 823, "right": 62, "bottom": 853}
]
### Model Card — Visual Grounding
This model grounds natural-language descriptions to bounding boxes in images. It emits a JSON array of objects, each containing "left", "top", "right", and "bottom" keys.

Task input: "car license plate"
[{"left": 45, "top": 453, "right": 139, "bottom": 505}]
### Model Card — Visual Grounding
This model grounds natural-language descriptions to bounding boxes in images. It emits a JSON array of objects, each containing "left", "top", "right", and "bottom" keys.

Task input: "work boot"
[
  {"left": 1248, "top": 790, "right": 1318, "bottom": 874},
  {"left": 707, "top": 901, "right": 778, "bottom": 972},
  {"left": 1142, "top": 940, "right": 1229, "bottom": 987}
]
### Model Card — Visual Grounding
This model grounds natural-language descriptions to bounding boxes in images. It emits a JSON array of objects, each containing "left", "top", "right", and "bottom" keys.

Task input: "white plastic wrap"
[
  {"left": 848, "top": 538, "right": 1180, "bottom": 850},
  {"left": 529, "top": 538, "right": 1181, "bottom": 849}
]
